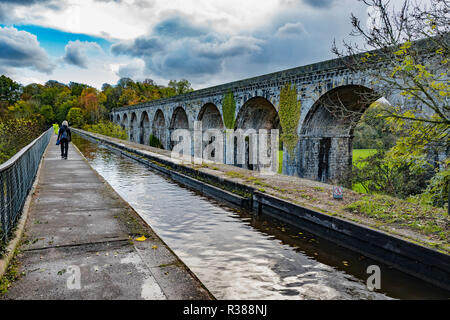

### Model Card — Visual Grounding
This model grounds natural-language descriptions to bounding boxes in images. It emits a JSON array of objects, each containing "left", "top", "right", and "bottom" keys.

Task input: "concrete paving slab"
[
  {"left": 22, "top": 208, "right": 129, "bottom": 250},
  {"left": 31, "top": 188, "right": 124, "bottom": 212}
]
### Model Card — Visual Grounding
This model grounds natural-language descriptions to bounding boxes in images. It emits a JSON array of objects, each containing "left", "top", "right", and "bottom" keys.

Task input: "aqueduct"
[{"left": 111, "top": 56, "right": 408, "bottom": 183}]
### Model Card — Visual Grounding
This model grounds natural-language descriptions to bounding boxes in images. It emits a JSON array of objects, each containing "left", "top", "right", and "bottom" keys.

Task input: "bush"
[
  {"left": 416, "top": 160, "right": 450, "bottom": 208},
  {"left": 67, "top": 107, "right": 85, "bottom": 127},
  {"left": 83, "top": 121, "right": 127, "bottom": 140},
  {"left": 350, "top": 149, "right": 434, "bottom": 199},
  {"left": 0, "top": 117, "right": 46, "bottom": 164},
  {"left": 149, "top": 134, "right": 163, "bottom": 149}
]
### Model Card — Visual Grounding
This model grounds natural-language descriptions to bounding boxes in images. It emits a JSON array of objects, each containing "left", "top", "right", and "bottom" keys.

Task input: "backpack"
[{"left": 61, "top": 128, "right": 68, "bottom": 140}]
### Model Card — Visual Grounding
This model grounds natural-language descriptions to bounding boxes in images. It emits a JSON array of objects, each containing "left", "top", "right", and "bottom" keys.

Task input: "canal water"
[{"left": 73, "top": 134, "right": 449, "bottom": 300}]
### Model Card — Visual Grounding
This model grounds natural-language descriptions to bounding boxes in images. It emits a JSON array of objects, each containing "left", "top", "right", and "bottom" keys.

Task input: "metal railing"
[{"left": 0, "top": 128, "right": 52, "bottom": 245}]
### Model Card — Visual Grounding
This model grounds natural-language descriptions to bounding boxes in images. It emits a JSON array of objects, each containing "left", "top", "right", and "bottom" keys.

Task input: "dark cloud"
[
  {"left": 111, "top": 37, "right": 163, "bottom": 57},
  {"left": 0, "top": 0, "right": 49, "bottom": 4},
  {"left": 111, "top": 15, "right": 263, "bottom": 79},
  {"left": 0, "top": 0, "right": 64, "bottom": 23},
  {"left": 153, "top": 16, "right": 208, "bottom": 39},
  {"left": 63, "top": 40, "right": 101, "bottom": 69},
  {"left": 0, "top": 26, "right": 54, "bottom": 73},
  {"left": 303, "top": 0, "right": 335, "bottom": 8}
]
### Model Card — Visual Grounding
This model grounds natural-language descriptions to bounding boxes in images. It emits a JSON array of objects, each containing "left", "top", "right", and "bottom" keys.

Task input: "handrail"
[{"left": 0, "top": 128, "right": 52, "bottom": 246}]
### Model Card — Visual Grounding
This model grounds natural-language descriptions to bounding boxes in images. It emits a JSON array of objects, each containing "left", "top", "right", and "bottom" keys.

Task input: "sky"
[{"left": 0, "top": 0, "right": 375, "bottom": 90}]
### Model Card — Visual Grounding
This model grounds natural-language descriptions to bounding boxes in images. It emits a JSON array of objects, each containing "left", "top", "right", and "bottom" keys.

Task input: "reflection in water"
[{"left": 73, "top": 135, "right": 449, "bottom": 300}]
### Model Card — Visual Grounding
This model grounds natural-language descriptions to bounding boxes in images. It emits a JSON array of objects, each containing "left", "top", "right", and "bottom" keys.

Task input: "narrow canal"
[{"left": 73, "top": 134, "right": 449, "bottom": 300}]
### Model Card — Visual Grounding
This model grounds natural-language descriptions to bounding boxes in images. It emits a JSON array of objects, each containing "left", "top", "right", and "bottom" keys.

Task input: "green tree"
[
  {"left": 67, "top": 107, "right": 85, "bottom": 127},
  {"left": 39, "top": 105, "right": 55, "bottom": 124},
  {"left": 8, "top": 100, "right": 35, "bottom": 118},
  {"left": 168, "top": 79, "right": 194, "bottom": 95},
  {"left": 0, "top": 75, "right": 21, "bottom": 108}
]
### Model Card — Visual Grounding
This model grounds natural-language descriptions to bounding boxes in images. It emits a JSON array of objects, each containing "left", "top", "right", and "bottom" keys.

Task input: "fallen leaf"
[
  {"left": 151, "top": 245, "right": 158, "bottom": 250},
  {"left": 135, "top": 236, "right": 147, "bottom": 242}
]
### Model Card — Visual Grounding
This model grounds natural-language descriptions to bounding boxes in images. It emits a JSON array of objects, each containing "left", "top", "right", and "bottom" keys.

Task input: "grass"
[
  {"left": 278, "top": 150, "right": 283, "bottom": 174},
  {"left": 345, "top": 194, "right": 449, "bottom": 243},
  {"left": 0, "top": 249, "right": 23, "bottom": 296},
  {"left": 352, "top": 149, "right": 377, "bottom": 193},
  {"left": 353, "top": 149, "right": 377, "bottom": 167}
]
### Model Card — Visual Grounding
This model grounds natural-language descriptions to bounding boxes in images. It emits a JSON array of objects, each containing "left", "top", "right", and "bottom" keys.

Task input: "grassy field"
[
  {"left": 352, "top": 149, "right": 377, "bottom": 193},
  {"left": 353, "top": 149, "right": 377, "bottom": 166}
]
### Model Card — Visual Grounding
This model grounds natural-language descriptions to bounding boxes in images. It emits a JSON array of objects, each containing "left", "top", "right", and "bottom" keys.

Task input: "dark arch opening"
[
  {"left": 234, "top": 97, "right": 280, "bottom": 171},
  {"left": 198, "top": 103, "right": 224, "bottom": 161},
  {"left": 169, "top": 107, "right": 190, "bottom": 150},
  {"left": 299, "top": 85, "right": 379, "bottom": 183},
  {"left": 139, "top": 111, "right": 150, "bottom": 145},
  {"left": 152, "top": 109, "right": 167, "bottom": 149},
  {"left": 116, "top": 114, "right": 121, "bottom": 125},
  {"left": 121, "top": 113, "right": 128, "bottom": 131},
  {"left": 130, "top": 112, "right": 138, "bottom": 142}
]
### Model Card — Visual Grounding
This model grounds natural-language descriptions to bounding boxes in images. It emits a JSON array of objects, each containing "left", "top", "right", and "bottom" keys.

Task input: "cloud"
[
  {"left": 152, "top": 15, "right": 208, "bottom": 39},
  {"left": 111, "top": 37, "right": 163, "bottom": 57},
  {"left": 116, "top": 59, "right": 146, "bottom": 78},
  {"left": 303, "top": 0, "right": 335, "bottom": 8},
  {"left": 0, "top": 0, "right": 49, "bottom": 4},
  {"left": 276, "top": 22, "right": 308, "bottom": 38},
  {"left": 0, "top": 26, "right": 54, "bottom": 73},
  {"left": 111, "top": 15, "right": 263, "bottom": 79},
  {"left": 0, "top": 0, "right": 65, "bottom": 24},
  {"left": 63, "top": 40, "right": 101, "bottom": 68}
]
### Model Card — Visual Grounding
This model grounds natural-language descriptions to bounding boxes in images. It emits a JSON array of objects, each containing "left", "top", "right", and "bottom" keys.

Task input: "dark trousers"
[{"left": 60, "top": 139, "right": 69, "bottom": 158}]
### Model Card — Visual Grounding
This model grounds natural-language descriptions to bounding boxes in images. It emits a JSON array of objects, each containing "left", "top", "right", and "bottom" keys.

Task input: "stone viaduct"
[{"left": 110, "top": 56, "right": 405, "bottom": 184}]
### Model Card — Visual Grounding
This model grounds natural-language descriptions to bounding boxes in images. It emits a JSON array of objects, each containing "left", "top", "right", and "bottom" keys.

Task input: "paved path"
[{"left": 5, "top": 134, "right": 212, "bottom": 300}]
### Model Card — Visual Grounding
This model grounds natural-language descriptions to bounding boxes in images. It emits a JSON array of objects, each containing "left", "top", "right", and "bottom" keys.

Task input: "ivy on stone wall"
[
  {"left": 222, "top": 90, "right": 236, "bottom": 129},
  {"left": 279, "top": 83, "right": 301, "bottom": 157}
]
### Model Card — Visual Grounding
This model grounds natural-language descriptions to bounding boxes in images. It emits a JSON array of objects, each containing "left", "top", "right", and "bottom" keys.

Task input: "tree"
[
  {"left": 0, "top": 75, "right": 21, "bottom": 108},
  {"left": 333, "top": 0, "right": 449, "bottom": 205},
  {"left": 67, "top": 107, "right": 85, "bottom": 127},
  {"left": 56, "top": 98, "right": 78, "bottom": 124},
  {"left": 80, "top": 88, "right": 101, "bottom": 124},
  {"left": 117, "top": 77, "right": 134, "bottom": 89},
  {"left": 40, "top": 105, "right": 55, "bottom": 124},
  {"left": 8, "top": 100, "right": 35, "bottom": 119},
  {"left": 332, "top": 0, "right": 449, "bottom": 160},
  {"left": 168, "top": 79, "right": 194, "bottom": 95}
]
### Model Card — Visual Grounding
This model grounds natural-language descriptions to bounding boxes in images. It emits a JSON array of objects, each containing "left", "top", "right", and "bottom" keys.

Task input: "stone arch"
[
  {"left": 234, "top": 97, "right": 280, "bottom": 170},
  {"left": 197, "top": 103, "right": 224, "bottom": 129},
  {"left": 130, "top": 112, "right": 138, "bottom": 142},
  {"left": 299, "top": 84, "right": 379, "bottom": 183},
  {"left": 169, "top": 107, "right": 190, "bottom": 149},
  {"left": 116, "top": 114, "right": 121, "bottom": 125},
  {"left": 139, "top": 111, "right": 150, "bottom": 145},
  {"left": 151, "top": 109, "right": 167, "bottom": 149},
  {"left": 197, "top": 103, "right": 224, "bottom": 160},
  {"left": 121, "top": 113, "right": 128, "bottom": 130}
]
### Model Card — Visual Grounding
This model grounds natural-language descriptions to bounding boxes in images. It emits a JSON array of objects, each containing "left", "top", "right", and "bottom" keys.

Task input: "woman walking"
[{"left": 57, "top": 120, "right": 72, "bottom": 159}]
